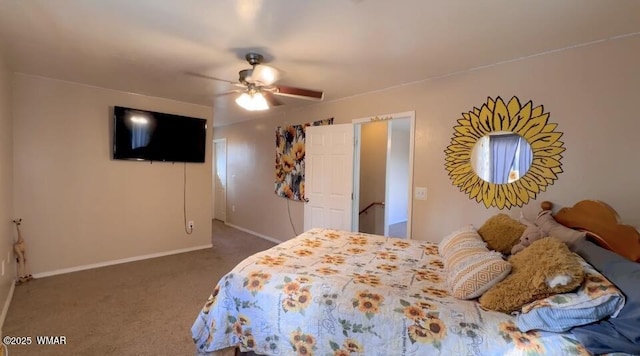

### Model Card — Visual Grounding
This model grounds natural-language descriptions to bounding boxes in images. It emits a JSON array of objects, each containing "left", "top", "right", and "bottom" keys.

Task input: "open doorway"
[
  {"left": 352, "top": 112, "right": 415, "bottom": 238},
  {"left": 213, "top": 138, "right": 227, "bottom": 222}
]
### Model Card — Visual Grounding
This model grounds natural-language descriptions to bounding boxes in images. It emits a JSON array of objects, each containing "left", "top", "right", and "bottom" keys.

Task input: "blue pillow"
[
  {"left": 571, "top": 240, "right": 640, "bottom": 355},
  {"left": 515, "top": 258, "right": 624, "bottom": 332}
]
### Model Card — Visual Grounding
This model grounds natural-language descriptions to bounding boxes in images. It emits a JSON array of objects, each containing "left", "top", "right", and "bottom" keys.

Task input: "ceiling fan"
[{"left": 203, "top": 52, "right": 324, "bottom": 111}]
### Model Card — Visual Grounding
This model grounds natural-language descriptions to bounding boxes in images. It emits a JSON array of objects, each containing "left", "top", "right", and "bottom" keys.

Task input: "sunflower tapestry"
[{"left": 275, "top": 118, "right": 334, "bottom": 201}]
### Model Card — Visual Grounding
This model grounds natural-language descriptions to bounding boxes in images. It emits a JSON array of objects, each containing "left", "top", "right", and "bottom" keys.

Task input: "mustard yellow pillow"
[
  {"left": 479, "top": 237, "right": 585, "bottom": 313},
  {"left": 477, "top": 214, "right": 526, "bottom": 255}
]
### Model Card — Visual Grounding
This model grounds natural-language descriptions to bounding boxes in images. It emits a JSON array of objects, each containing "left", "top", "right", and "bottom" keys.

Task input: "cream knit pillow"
[
  {"left": 438, "top": 226, "right": 485, "bottom": 257},
  {"left": 447, "top": 248, "right": 512, "bottom": 300}
]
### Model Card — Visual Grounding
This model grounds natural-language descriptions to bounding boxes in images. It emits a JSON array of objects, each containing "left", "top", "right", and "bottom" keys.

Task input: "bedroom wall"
[
  {"left": 214, "top": 34, "right": 640, "bottom": 243},
  {"left": 359, "top": 121, "right": 387, "bottom": 235},
  {"left": 0, "top": 47, "right": 15, "bottom": 327},
  {"left": 12, "top": 74, "right": 213, "bottom": 275},
  {"left": 387, "top": 120, "right": 410, "bottom": 225}
]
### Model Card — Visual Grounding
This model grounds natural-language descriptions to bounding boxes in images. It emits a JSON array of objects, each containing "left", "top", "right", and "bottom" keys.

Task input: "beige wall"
[
  {"left": 359, "top": 121, "right": 387, "bottom": 235},
  {"left": 0, "top": 48, "right": 15, "bottom": 323},
  {"left": 12, "top": 74, "right": 213, "bottom": 275},
  {"left": 215, "top": 35, "right": 640, "bottom": 242},
  {"left": 387, "top": 120, "right": 410, "bottom": 225}
]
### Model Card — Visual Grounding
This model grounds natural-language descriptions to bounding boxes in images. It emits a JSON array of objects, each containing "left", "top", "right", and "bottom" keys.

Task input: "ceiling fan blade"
[
  {"left": 215, "top": 90, "right": 242, "bottom": 98},
  {"left": 272, "top": 85, "right": 324, "bottom": 101},
  {"left": 263, "top": 92, "right": 284, "bottom": 107},
  {"left": 185, "top": 71, "right": 239, "bottom": 85}
]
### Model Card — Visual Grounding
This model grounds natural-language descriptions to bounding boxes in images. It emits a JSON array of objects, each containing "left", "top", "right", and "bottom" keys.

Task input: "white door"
[
  {"left": 214, "top": 139, "right": 227, "bottom": 222},
  {"left": 304, "top": 124, "right": 354, "bottom": 232}
]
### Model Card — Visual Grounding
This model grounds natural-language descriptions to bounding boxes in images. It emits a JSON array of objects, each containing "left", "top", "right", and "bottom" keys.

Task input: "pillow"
[
  {"left": 438, "top": 225, "right": 484, "bottom": 257},
  {"left": 448, "top": 250, "right": 511, "bottom": 300},
  {"left": 477, "top": 214, "right": 526, "bottom": 255},
  {"left": 515, "top": 257, "right": 625, "bottom": 332},
  {"left": 479, "top": 237, "right": 585, "bottom": 313},
  {"left": 440, "top": 228, "right": 487, "bottom": 269},
  {"left": 570, "top": 240, "right": 640, "bottom": 355},
  {"left": 444, "top": 246, "right": 487, "bottom": 270},
  {"left": 535, "top": 210, "right": 586, "bottom": 250}
]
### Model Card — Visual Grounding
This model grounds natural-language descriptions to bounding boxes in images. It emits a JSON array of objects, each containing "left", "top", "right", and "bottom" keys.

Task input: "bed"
[{"left": 192, "top": 200, "right": 640, "bottom": 355}]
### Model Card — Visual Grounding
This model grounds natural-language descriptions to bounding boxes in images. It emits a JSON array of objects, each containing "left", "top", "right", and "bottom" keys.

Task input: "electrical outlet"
[
  {"left": 188, "top": 220, "right": 194, "bottom": 230},
  {"left": 414, "top": 187, "right": 427, "bottom": 200},
  {"left": 232, "top": 205, "right": 236, "bottom": 212}
]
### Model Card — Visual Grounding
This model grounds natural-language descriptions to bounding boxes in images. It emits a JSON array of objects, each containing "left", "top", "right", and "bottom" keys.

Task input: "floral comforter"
[{"left": 192, "top": 228, "right": 589, "bottom": 355}]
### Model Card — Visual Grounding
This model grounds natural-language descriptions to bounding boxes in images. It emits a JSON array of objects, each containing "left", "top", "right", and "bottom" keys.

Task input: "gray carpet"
[
  {"left": 388, "top": 221, "right": 407, "bottom": 238},
  {"left": 2, "top": 220, "right": 275, "bottom": 356}
]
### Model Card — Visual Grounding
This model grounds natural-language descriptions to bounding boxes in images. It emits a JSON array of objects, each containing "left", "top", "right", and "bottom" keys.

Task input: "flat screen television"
[{"left": 112, "top": 106, "right": 207, "bottom": 163}]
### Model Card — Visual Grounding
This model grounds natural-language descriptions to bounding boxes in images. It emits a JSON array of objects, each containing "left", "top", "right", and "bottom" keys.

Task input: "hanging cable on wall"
[
  {"left": 286, "top": 198, "right": 298, "bottom": 237},
  {"left": 184, "top": 162, "right": 193, "bottom": 235}
]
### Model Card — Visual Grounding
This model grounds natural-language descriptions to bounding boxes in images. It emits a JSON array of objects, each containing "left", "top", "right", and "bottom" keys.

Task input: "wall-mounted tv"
[{"left": 112, "top": 106, "right": 207, "bottom": 163}]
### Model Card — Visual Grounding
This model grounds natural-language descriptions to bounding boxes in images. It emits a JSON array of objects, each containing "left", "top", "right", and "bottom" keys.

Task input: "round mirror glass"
[{"left": 470, "top": 131, "right": 533, "bottom": 184}]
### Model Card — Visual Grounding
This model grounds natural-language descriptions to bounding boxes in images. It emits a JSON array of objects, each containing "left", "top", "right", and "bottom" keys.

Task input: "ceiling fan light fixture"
[
  {"left": 251, "top": 64, "right": 280, "bottom": 86},
  {"left": 235, "top": 92, "right": 269, "bottom": 111}
]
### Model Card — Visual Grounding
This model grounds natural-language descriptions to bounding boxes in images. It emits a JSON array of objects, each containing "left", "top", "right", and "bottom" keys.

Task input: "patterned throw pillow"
[
  {"left": 447, "top": 250, "right": 512, "bottom": 299},
  {"left": 439, "top": 226, "right": 512, "bottom": 300},
  {"left": 438, "top": 226, "right": 485, "bottom": 257},
  {"left": 445, "top": 246, "right": 488, "bottom": 270}
]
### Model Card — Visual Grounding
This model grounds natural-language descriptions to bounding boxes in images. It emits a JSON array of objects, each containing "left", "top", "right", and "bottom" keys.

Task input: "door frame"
[
  {"left": 213, "top": 138, "right": 227, "bottom": 222},
  {"left": 352, "top": 111, "right": 415, "bottom": 238}
]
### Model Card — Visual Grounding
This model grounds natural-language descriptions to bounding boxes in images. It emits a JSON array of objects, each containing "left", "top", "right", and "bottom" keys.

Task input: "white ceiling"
[{"left": 0, "top": 0, "right": 638, "bottom": 126}]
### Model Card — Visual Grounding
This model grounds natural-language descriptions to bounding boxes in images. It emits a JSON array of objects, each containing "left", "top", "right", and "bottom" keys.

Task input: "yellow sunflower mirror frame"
[{"left": 445, "top": 96, "right": 565, "bottom": 209}]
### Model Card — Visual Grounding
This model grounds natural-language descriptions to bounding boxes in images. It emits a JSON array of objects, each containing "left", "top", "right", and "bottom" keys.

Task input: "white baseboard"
[
  {"left": 0, "top": 281, "right": 15, "bottom": 336},
  {"left": 32, "top": 244, "right": 213, "bottom": 279},
  {"left": 224, "top": 223, "right": 282, "bottom": 245}
]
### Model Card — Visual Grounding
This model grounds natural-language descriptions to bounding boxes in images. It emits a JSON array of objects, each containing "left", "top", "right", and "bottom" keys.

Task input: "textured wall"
[
  {"left": 0, "top": 45, "right": 15, "bottom": 326},
  {"left": 214, "top": 35, "right": 640, "bottom": 242},
  {"left": 12, "top": 74, "right": 213, "bottom": 274}
]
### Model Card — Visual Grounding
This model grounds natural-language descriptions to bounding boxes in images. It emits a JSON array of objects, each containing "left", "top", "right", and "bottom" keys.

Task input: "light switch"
[{"left": 415, "top": 187, "right": 427, "bottom": 200}]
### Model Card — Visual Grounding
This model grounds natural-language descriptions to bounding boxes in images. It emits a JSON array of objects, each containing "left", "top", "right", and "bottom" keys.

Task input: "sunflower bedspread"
[{"left": 192, "top": 228, "right": 588, "bottom": 356}]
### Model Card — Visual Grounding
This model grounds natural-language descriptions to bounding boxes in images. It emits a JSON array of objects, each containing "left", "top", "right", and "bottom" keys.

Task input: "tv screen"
[{"left": 112, "top": 106, "right": 207, "bottom": 163}]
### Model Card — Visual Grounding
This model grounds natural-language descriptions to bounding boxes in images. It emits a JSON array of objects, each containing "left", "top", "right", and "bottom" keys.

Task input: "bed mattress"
[{"left": 192, "top": 228, "right": 588, "bottom": 355}]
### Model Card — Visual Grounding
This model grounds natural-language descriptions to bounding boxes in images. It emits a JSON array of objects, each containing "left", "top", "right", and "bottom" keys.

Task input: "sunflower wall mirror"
[{"left": 445, "top": 96, "right": 565, "bottom": 209}]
